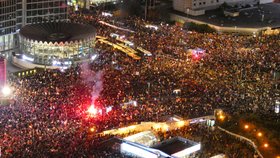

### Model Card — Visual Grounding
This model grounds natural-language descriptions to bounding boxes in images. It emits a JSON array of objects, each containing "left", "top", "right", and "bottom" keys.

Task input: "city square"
[{"left": 0, "top": 0, "right": 280, "bottom": 158}]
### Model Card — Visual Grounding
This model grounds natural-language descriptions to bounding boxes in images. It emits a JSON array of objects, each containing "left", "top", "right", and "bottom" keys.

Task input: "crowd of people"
[
  {"left": 0, "top": 10, "right": 279, "bottom": 157},
  {"left": 156, "top": 124, "right": 259, "bottom": 158}
]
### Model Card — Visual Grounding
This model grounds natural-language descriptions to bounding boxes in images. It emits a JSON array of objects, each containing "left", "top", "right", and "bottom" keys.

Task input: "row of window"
[
  {"left": 0, "top": 27, "right": 16, "bottom": 35},
  {"left": 26, "top": 0, "right": 66, "bottom": 2},
  {"left": 0, "top": 6, "right": 17, "bottom": 15},
  {"left": 17, "top": 4, "right": 22, "bottom": 10},
  {"left": 1, "top": 13, "right": 66, "bottom": 28},
  {"left": 0, "top": 14, "right": 16, "bottom": 22},
  {"left": 0, "top": 20, "right": 16, "bottom": 28},
  {"left": 17, "top": 17, "right": 22, "bottom": 24},
  {"left": 26, "top": 14, "right": 67, "bottom": 23},
  {"left": 0, "top": 0, "right": 17, "bottom": 7},
  {"left": 26, "top": 1, "right": 67, "bottom": 9},
  {"left": 27, "top": 8, "right": 67, "bottom": 16},
  {"left": 193, "top": 0, "right": 220, "bottom": 6},
  {"left": 0, "top": 0, "right": 67, "bottom": 36}
]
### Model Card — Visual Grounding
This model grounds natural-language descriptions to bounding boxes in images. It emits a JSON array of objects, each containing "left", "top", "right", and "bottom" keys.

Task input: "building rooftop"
[
  {"left": 152, "top": 137, "right": 199, "bottom": 155},
  {"left": 123, "top": 131, "right": 159, "bottom": 147},
  {"left": 19, "top": 22, "right": 96, "bottom": 43},
  {"left": 172, "top": 3, "right": 280, "bottom": 29}
]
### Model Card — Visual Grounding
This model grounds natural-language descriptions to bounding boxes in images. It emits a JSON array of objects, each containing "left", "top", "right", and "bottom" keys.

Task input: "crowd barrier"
[{"left": 217, "top": 126, "right": 264, "bottom": 158}]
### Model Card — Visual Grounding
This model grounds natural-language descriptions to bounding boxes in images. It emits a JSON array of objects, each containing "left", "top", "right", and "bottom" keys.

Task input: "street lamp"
[
  {"left": 90, "top": 127, "right": 95, "bottom": 132},
  {"left": 219, "top": 115, "right": 225, "bottom": 120}
]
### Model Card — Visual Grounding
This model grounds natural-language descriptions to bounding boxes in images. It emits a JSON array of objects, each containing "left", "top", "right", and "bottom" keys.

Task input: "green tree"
[
  {"left": 220, "top": 2, "right": 230, "bottom": 11},
  {"left": 185, "top": 22, "right": 216, "bottom": 33}
]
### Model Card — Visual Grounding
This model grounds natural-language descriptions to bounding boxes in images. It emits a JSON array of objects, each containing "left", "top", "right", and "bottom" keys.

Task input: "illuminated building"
[
  {"left": 24, "top": 0, "right": 68, "bottom": 25},
  {"left": 0, "top": 0, "right": 68, "bottom": 53},
  {"left": 121, "top": 131, "right": 201, "bottom": 158},
  {"left": 173, "top": 0, "right": 274, "bottom": 16},
  {"left": 67, "top": 0, "right": 118, "bottom": 10},
  {"left": 14, "top": 22, "right": 96, "bottom": 68},
  {"left": 0, "top": 0, "right": 17, "bottom": 52}
]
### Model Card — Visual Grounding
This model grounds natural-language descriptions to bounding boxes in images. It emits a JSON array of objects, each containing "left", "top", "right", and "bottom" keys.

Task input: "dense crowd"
[
  {"left": 0, "top": 10, "right": 279, "bottom": 157},
  {"left": 156, "top": 124, "right": 259, "bottom": 158}
]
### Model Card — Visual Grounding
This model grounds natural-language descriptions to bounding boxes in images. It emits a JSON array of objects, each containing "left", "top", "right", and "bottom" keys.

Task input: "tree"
[
  {"left": 120, "top": 0, "right": 142, "bottom": 17},
  {"left": 185, "top": 22, "right": 216, "bottom": 33},
  {"left": 220, "top": 2, "right": 230, "bottom": 11}
]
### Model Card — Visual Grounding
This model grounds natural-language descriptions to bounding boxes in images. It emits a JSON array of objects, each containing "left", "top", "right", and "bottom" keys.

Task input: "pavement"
[{"left": 6, "top": 58, "right": 24, "bottom": 73}]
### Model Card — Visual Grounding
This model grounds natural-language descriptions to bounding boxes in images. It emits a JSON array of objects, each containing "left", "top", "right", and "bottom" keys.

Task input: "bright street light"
[
  {"left": 219, "top": 115, "right": 225, "bottom": 120},
  {"left": 90, "top": 127, "right": 95, "bottom": 132},
  {"left": 2, "top": 86, "right": 12, "bottom": 96}
]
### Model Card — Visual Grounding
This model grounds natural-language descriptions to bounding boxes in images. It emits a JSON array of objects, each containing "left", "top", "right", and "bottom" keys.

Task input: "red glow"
[
  {"left": 88, "top": 105, "right": 98, "bottom": 115},
  {"left": 192, "top": 53, "right": 200, "bottom": 60}
]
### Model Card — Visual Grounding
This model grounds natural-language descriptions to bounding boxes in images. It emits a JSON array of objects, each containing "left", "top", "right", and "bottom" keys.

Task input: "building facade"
[
  {"left": 0, "top": 0, "right": 68, "bottom": 53},
  {"left": 18, "top": 22, "right": 96, "bottom": 67},
  {"left": 173, "top": 0, "right": 274, "bottom": 16},
  {"left": 0, "top": 0, "right": 18, "bottom": 52},
  {"left": 67, "top": 0, "right": 118, "bottom": 10},
  {"left": 24, "top": 0, "right": 68, "bottom": 25}
]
